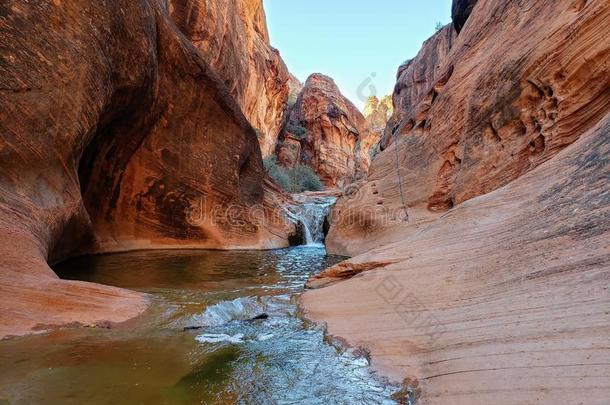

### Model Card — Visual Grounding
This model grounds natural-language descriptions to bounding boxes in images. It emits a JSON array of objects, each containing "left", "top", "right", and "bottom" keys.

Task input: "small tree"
[{"left": 435, "top": 21, "right": 444, "bottom": 31}]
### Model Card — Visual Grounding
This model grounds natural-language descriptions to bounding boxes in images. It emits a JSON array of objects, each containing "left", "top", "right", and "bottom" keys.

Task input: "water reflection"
[{"left": 0, "top": 248, "right": 397, "bottom": 404}]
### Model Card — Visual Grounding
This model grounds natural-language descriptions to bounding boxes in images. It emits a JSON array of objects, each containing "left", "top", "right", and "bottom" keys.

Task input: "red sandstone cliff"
[
  {"left": 364, "top": 95, "right": 393, "bottom": 136},
  {"left": 0, "top": 0, "right": 292, "bottom": 338},
  {"left": 303, "top": 0, "right": 610, "bottom": 403},
  {"left": 381, "top": 24, "right": 456, "bottom": 151},
  {"left": 276, "top": 74, "right": 374, "bottom": 187},
  {"left": 363, "top": 95, "right": 393, "bottom": 158},
  {"left": 328, "top": 0, "right": 609, "bottom": 253},
  {"left": 168, "top": 0, "right": 291, "bottom": 156}
]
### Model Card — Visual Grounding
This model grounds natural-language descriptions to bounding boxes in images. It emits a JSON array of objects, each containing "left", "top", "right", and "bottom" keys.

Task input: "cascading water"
[
  {"left": 284, "top": 195, "right": 336, "bottom": 247},
  {"left": 22, "top": 248, "right": 400, "bottom": 404}
]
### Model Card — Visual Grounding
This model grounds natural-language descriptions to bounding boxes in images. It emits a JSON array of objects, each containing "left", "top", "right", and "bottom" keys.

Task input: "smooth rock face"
[
  {"left": 330, "top": 0, "right": 610, "bottom": 255},
  {"left": 276, "top": 74, "right": 373, "bottom": 187},
  {"left": 168, "top": 0, "right": 291, "bottom": 156},
  {"left": 303, "top": 119, "right": 610, "bottom": 404},
  {"left": 0, "top": 0, "right": 291, "bottom": 338},
  {"left": 304, "top": 0, "right": 610, "bottom": 403},
  {"left": 451, "top": 0, "right": 479, "bottom": 33}
]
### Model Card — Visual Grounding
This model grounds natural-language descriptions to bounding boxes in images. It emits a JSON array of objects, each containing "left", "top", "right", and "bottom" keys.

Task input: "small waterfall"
[{"left": 285, "top": 195, "right": 336, "bottom": 247}]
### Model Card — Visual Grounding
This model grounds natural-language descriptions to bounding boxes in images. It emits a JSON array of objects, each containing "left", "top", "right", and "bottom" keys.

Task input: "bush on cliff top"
[{"left": 263, "top": 157, "right": 324, "bottom": 193}]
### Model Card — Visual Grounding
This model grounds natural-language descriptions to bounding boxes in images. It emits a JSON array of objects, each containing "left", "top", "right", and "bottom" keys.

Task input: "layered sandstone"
[
  {"left": 0, "top": 0, "right": 292, "bottom": 338},
  {"left": 168, "top": 0, "right": 291, "bottom": 156},
  {"left": 381, "top": 24, "right": 456, "bottom": 150},
  {"left": 330, "top": 0, "right": 610, "bottom": 255},
  {"left": 304, "top": 117, "right": 610, "bottom": 404},
  {"left": 276, "top": 74, "right": 374, "bottom": 187},
  {"left": 287, "top": 74, "right": 304, "bottom": 107},
  {"left": 304, "top": 0, "right": 610, "bottom": 403},
  {"left": 362, "top": 95, "right": 392, "bottom": 159}
]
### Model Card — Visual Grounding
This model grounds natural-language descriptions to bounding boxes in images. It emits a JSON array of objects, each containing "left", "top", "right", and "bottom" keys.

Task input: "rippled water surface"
[{"left": 0, "top": 248, "right": 398, "bottom": 404}]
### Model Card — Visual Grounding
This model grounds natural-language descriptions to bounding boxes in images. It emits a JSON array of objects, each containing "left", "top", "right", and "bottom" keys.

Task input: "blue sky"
[{"left": 263, "top": 0, "right": 453, "bottom": 110}]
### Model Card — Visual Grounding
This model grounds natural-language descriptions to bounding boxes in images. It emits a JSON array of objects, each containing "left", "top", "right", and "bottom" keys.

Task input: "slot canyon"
[{"left": 0, "top": 0, "right": 608, "bottom": 403}]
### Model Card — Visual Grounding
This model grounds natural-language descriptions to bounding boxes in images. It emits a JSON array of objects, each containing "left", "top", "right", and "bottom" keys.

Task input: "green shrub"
[
  {"left": 435, "top": 22, "right": 444, "bottom": 31},
  {"left": 254, "top": 128, "right": 264, "bottom": 140},
  {"left": 263, "top": 156, "right": 291, "bottom": 191},
  {"left": 287, "top": 123, "right": 308, "bottom": 140},
  {"left": 289, "top": 164, "right": 324, "bottom": 192},
  {"left": 263, "top": 157, "right": 323, "bottom": 193}
]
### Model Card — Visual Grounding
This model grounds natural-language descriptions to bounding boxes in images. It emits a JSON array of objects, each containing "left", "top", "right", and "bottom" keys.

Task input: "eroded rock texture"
[
  {"left": 304, "top": 117, "right": 610, "bottom": 405},
  {"left": 304, "top": 0, "right": 610, "bottom": 403},
  {"left": 381, "top": 24, "right": 456, "bottom": 150},
  {"left": 168, "top": 0, "right": 291, "bottom": 156},
  {"left": 330, "top": 0, "right": 610, "bottom": 254},
  {"left": 276, "top": 74, "right": 374, "bottom": 187},
  {"left": 362, "top": 95, "right": 392, "bottom": 158},
  {"left": 0, "top": 0, "right": 292, "bottom": 338}
]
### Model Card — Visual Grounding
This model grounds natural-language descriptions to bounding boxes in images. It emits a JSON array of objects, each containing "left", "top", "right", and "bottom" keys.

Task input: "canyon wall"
[
  {"left": 304, "top": 0, "right": 610, "bottom": 403},
  {"left": 363, "top": 95, "right": 393, "bottom": 137},
  {"left": 381, "top": 24, "right": 456, "bottom": 151},
  {"left": 304, "top": 113, "right": 610, "bottom": 405},
  {"left": 328, "top": 0, "right": 609, "bottom": 255},
  {"left": 0, "top": 0, "right": 292, "bottom": 338},
  {"left": 168, "top": 0, "right": 291, "bottom": 156},
  {"left": 276, "top": 74, "right": 374, "bottom": 187},
  {"left": 362, "top": 95, "right": 393, "bottom": 159}
]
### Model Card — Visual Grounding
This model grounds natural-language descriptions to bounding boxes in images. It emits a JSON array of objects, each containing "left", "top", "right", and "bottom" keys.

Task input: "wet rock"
[
  {"left": 288, "top": 221, "right": 307, "bottom": 246},
  {"left": 247, "top": 313, "right": 269, "bottom": 321},
  {"left": 183, "top": 326, "right": 204, "bottom": 331}
]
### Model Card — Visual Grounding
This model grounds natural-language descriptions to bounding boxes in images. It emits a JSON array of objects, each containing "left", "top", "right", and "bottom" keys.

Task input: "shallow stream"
[{"left": 0, "top": 248, "right": 398, "bottom": 404}]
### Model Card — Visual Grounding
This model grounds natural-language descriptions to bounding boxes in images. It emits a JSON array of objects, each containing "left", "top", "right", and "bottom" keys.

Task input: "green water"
[{"left": 0, "top": 248, "right": 398, "bottom": 404}]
